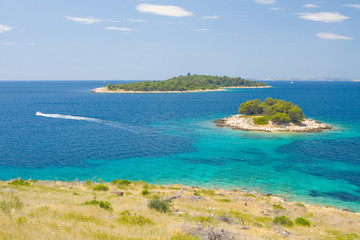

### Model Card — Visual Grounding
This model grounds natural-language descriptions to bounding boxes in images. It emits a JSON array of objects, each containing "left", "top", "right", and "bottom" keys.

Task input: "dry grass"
[{"left": 0, "top": 180, "right": 359, "bottom": 240}]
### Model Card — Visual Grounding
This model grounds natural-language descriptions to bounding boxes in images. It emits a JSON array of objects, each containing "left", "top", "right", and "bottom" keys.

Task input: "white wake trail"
[{"left": 36, "top": 112, "right": 142, "bottom": 134}]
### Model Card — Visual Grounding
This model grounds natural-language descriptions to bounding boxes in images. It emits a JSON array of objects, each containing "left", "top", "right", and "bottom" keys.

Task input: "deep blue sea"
[{"left": 0, "top": 80, "right": 359, "bottom": 211}]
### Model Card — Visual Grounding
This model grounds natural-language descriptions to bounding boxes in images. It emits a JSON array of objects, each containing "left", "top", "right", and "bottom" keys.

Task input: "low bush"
[
  {"left": 295, "top": 217, "right": 311, "bottom": 226},
  {"left": 295, "top": 203, "right": 305, "bottom": 207},
  {"left": 142, "top": 189, "right": 150, "bottom": 195},
  {"left": 148, "top": 197, "right": 170, "bottom": 213},
  {"left": 111, "top": 179, "right": 131, "bottom": 186},
  {"left": 93, "top": 184, "right": 109, "bottom": 191},
  {"left": 253, "top": 116, "right": 269, "bottom": 125},
  {"left": 273, "top": 216, "right": 294, "bottom": 227},
  {"left": 8, "top": 178, "right": 30, "bottom": 186},
  {"left": 83, "top": 199, "right": 112, "bottom": 211}
]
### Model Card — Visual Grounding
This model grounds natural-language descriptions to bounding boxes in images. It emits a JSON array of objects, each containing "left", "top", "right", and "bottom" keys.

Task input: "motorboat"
[{"left": 36, "top": 111, "right": 42, "bottom": 115}]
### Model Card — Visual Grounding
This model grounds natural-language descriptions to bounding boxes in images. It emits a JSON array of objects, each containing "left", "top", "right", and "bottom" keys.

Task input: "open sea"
[{"left": 0, "top": 80, "right": 359, "bottom": 211}]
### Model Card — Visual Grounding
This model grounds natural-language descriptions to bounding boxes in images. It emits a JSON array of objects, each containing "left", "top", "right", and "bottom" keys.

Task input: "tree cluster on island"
[
  {"left": 238, "top": 98, "right": 305, "bottom": 125},
  {"left": 106, "top": 74, "right": 268, "bottom": 92}
]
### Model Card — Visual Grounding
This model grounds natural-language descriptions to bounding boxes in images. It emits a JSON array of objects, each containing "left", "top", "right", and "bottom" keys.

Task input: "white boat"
[
  {"left": 36, "top": 111, "right": 42, "bottom": 115},
  {"left": 291, "top": 81, "right": 294, "bottom": 84}
]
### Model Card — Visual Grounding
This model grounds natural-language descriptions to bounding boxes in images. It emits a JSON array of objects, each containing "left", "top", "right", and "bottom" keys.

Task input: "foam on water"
[{"left": 36, "top": 112, "right": 142, "bottom": 134}]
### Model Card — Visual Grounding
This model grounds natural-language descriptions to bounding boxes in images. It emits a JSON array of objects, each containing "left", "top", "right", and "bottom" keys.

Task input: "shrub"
[
  {"left": 111, "top": 179, "right": 131, "bottom": 186},
  {"left": 254, "top": 116, "right": 269, "bottom": 125},
  {"left": 148, "top": 197, "right": 170, "bottom": 213},
  {"left": 83, "top": 199, "right": 112, "bottom": 211},
  {"left": 117, "top": 211, "right": 153, "bottom": 226},
  {"left": 85, "top": 179, "right": 92, "bottom": 187},
  {"left": 295, "top": 217, "right": 311, "bottom": 226},
  {"left": 8, "top": 178, "right": 30, "bottom": 186},
  {"left": 142, "top": 189, "right": 150, "bottom": 195},
  {"left": 30, "top": 179, "right": 39, "bottom": 183},
  {"left": 273, "top": 216, "right": 294, "bottom": 227},
  {"left": 93, "top": 184, "right": 109, "bottom": 191}
]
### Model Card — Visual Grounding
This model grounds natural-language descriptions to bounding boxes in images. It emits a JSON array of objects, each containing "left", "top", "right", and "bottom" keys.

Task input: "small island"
[
  {"left": 215, "top": 98, "right": 332, "bottom": 132},
  {"left": 91, "top": 74, "right": 269, "bottom": 93}
]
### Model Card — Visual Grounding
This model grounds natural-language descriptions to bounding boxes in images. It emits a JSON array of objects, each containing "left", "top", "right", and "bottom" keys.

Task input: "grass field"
[{"left": 0, "top": 179, "right": 359, "bottom": 240}]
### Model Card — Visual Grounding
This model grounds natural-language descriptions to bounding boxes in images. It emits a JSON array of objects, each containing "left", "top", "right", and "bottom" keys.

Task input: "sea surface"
[{"left": 0, "top": 80, "right": 359, "bottom": 211}]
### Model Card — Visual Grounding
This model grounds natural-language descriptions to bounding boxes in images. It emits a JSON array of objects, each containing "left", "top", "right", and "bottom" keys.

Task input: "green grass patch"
[
  {"left": 273, "top": 204, "right": 285, "bottom": 210},
  {"left": 295, "top": 202, "right": 305, "bottom": 207},
  {"left": 117, "top": 211, "right": 153, "bottom": 226},
  {"left": 244, "top": 193, "right": 256, "bottom": 198},
  {"left": 325, "top": 230, "right": 359, "bottom": 240},
  {"left": 215, "top": 199, "right": 231, "bottom": 203},
  {"left": 273, "top": 216, "right": 294, "bottom": 227},
  {"left": 170, "top": 233, "right": 200, "bottom": 240},
  {"left": 295, "top": 217, "right": 311, "bottom": 226},
  {"left": 83, "top": 199, "right": 112, "bottom": 211}
]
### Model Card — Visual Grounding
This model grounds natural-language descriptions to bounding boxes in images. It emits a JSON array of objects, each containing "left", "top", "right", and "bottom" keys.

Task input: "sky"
[{"left": 0, "top": 0, "right": 359, "bottom": 80}]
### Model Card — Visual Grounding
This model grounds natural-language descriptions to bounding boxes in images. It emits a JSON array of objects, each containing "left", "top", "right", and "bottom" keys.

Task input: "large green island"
[
  {"left": 215, "top": 98, "right": 333, "bottom": 132},
  {"left": 91, "top": 75, "right": 269, "bottom": 93}
]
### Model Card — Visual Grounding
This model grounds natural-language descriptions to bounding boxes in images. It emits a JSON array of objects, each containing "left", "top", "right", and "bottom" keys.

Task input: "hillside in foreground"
[
  {"left": 0, "top": 179, "right": 359, "bottom": 240},
  {"left": 92, "top": 75, "right": 269, "bottom": 93}
]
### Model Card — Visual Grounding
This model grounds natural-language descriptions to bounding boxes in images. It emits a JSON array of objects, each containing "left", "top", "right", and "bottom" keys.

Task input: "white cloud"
[
  {"left": 343, "top": 4, "right": 360, "bottom": 9},
  {"left": 304, "top": 4, "right": 319, "bottom": 8},
  {"left": 254, "top": 0, "right": 276, "bottom": 4},
  {"left": 65, "top": 16, "right": 102, "bottom": 24},
  {"left": 2, "top": 42, "right": 16, "bottom": 45},
  {"left": 0, "top": 24, "right": 13, "bottom": 33},
  {"left": 202, "top": 16, "right": 219, "bottom": 19},
  {"left": 193, "top": 29, "right": 210, "bottom": 32},
  {"left": 136, "top": 4, "right": 193, "bottom": 17},
  {"left": 269, "top": 7, "right": 284, "bottom": 11},
  {"left": 126, "top": 19, "right": 148, "bottom": 23},
  {"left": 27, "top": 42, "right": 37, "bottom": 46},
  {"left": 297, "top": 12, "right": 349, "bottom": 23},
  {"left": 105, "top": 27, "right": 135, "bottom": 32},
  {"left": 317, "top": 33, "right": 352, "bottom": 40}
]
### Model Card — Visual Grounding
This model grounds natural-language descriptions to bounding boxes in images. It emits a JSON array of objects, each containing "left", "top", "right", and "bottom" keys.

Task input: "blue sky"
[{"left": 0, "top": 0, "right": 359, "bottom": 80}]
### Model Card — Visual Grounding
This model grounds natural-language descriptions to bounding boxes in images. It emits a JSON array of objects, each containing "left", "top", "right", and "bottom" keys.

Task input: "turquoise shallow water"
[{"left": 0, "top": 81, "right": 359, "bottom": 211}]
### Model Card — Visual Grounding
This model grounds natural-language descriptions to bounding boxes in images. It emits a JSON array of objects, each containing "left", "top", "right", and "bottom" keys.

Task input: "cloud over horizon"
[
  {"left": 105, "top": 27, "right": 135, "bottom": 32},
  {"left": 317, "top": 33, "right": 352, "bottom": 40},
  {"left": 65, "top": 16, "right": 102, "bottom": 24},
  {"left": 304, "top": 4, "right": 319, "bottom": 8},
  {"left": 254, "top": 0, "right": 276, "bottom": 4},
  {"left": 0, "top": 24, "right": 13, "bottom": 33},
  {"left": 136, "top": 4, "right": 193, "bottom": 17},
  {"left": 297, "top": 12, "right": 349, "bottom": 23},
  {"left": 343, "top": 4, "right": 360, "bottom": 9},
  {"left": 202, "top": 16, "right": 219, "bottom": 19}
]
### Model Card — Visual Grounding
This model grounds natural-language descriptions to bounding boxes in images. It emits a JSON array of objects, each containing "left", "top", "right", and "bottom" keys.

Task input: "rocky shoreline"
[
  {"left": 214, "top": 115, "right": 333, "bottom": 133},
  {"left": 91, "top": 86, "right": 271, "bottom": 93}
]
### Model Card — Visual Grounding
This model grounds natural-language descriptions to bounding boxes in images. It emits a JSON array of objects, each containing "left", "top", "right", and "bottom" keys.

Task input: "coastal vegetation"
[
  {"left": 238, "top": 98, "right": 305, "bottom": 125},
  {"left": 105, "top": 74, "right": 268, "bottom": 92},
  {"left": 0, "top": 179, "right": 359, "bottom": 239}
]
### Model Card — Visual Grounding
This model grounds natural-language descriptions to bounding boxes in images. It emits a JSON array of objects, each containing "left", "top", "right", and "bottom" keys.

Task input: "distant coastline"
[{"left": 91, "top": 86, "right": 271, "bottom": 94}]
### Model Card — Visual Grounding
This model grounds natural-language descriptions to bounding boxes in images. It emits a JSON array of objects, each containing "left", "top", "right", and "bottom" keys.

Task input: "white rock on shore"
[{"left": 214, "top": 115, "right": 333, "bottom": 133}]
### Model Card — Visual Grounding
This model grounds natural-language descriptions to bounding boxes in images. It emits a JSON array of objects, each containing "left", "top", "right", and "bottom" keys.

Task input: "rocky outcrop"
[{"left": 214, "top": 115, "right": 333, "bottom": 133}]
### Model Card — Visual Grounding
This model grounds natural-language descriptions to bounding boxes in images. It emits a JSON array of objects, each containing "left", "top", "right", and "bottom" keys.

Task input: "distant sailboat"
[{"left": 291, "top": 81, "right": 294, "bottom": 84}]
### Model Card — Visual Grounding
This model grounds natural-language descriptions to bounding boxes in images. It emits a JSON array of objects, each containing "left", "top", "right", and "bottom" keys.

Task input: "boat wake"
[{"left": 35, "top": 112, "right": 144, "bottom": 134}]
